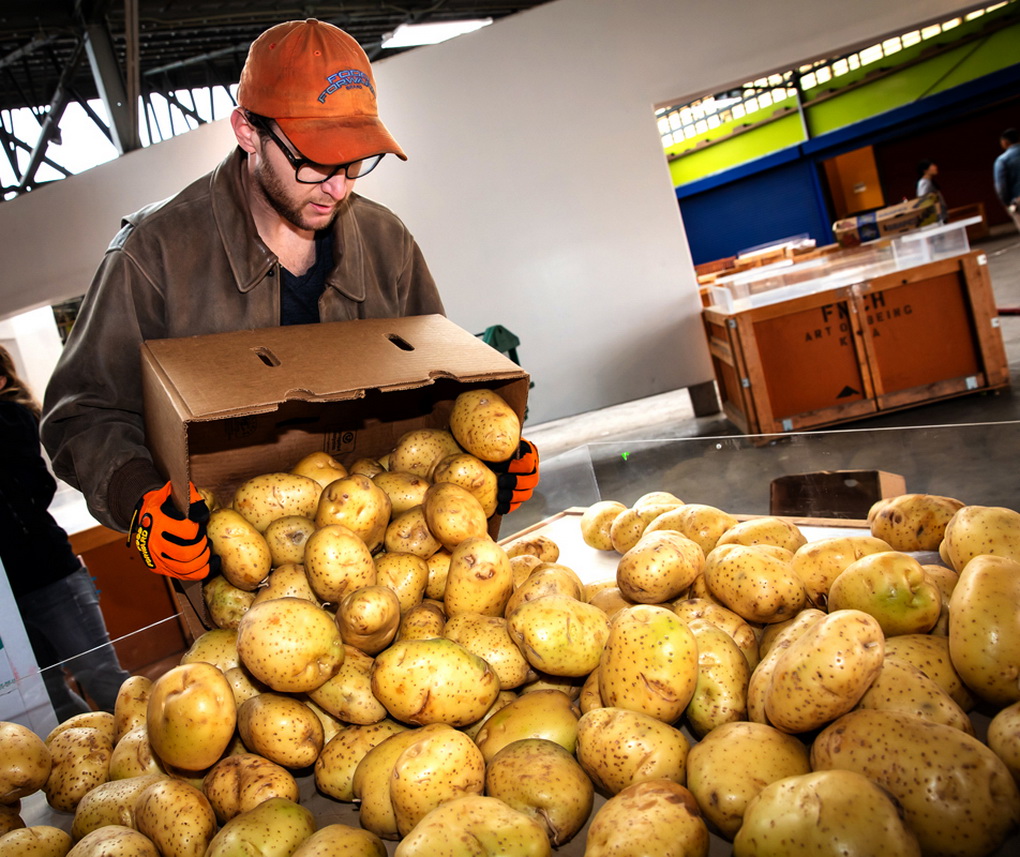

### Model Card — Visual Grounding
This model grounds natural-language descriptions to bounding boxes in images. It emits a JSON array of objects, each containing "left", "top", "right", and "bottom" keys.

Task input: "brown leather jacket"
[{"left": 41, "top": 148, "right": 444, "bottom": 531}]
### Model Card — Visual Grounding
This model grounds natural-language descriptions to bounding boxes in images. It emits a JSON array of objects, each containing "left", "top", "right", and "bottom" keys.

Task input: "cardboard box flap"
[{"left": 140, "top": 314, "right": 525, "bottom": 420}]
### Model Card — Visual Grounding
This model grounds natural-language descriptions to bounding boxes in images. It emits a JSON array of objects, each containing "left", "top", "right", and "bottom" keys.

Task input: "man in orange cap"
[{"left": 42, "top": 19, "right": 537, "bottom": 582}]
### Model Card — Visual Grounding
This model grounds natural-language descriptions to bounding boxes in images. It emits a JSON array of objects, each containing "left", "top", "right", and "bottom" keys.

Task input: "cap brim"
[{"left": 276, "top": 115, "right": 407, "bottom": 164}]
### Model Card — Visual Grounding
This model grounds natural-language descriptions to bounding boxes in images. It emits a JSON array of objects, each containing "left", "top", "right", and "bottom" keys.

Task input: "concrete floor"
[{"left": 504, "top": 228, "right": 1020, "bottom": 534}]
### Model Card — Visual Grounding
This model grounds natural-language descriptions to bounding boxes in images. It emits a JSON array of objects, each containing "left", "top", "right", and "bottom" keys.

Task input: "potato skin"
[
  {"left": 811, "top": 708, "right": 1020, "bottom": 857},
  {"left": 66, "top": 825, "right": 159, "bottom": 856},
  {"left": 134, "top": 777, "right": 218, "bottom": 857},
  {"left": 764, "top": 609, "right": 884, "bottom": 734},
  {"left": 685, "top": 719, "right": 810, "bottom": 839},
  {"left": 948, "top": 554, "right": 1020, "bottom": 705},
  {"left": 869, "top": 493, "right": 965, "bottom": 551},
  {"left": 202, "top": 753, "right": 300, "bottom": 823},
  {"left": 575, "top": 707, "right": 690, "bottom": 795},
  {"left": 584, "top": 778, "right": 709, "bottom": 857},
  {"left": 448, "top": 388, "right": 521, "bottom": 463},
  {"left": 44, "top": 727, "right": 113, "bottom": 813},
  {"left": 704, "top": 543, "right": 806, "bottom": 624},
  {"left": 0, "top": 721, "right": 52, "bottom": 804},
  {"left": 734, "top": 769, "right": 921, "bottom": 857},
  {"left": 0, "top": 825, "right": 73, "bottom": 857}
]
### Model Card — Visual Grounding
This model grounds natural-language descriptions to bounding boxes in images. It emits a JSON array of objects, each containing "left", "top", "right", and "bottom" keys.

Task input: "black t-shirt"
[
  {"left": 0, "top": 401, "right": 81, "bottom": 597},
  {"left": 280, "top": 230, "right": 334, "bottom": 325}
]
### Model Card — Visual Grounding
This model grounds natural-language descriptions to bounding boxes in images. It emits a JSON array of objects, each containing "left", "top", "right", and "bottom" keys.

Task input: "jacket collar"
[{"left": 211, "top": 148, "right": 366, "bottom": 303}]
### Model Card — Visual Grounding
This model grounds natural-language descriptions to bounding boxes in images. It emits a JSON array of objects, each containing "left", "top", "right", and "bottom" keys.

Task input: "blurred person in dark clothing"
[{"left": 0, "top": 345, "right": 130, "bottom": 721}]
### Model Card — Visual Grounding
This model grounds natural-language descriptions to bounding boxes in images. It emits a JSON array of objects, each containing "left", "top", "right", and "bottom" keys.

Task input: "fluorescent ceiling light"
[{"left": 381, "top": 19, "right": 493, "bottom": 49}]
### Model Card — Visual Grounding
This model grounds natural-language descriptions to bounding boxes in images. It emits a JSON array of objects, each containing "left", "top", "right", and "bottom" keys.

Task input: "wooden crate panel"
[
  {"left": 863, "top": 271, "right": 981, "bottom": 394},
  {"left": 752, "top": 298, "right": 870, "bottom": 419}
]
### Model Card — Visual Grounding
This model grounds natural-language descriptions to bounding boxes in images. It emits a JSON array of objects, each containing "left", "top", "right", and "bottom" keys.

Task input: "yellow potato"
[
  {"left": 703, "top": 543, "right": 806, "bottom": 624},
  {"left": 504, "top": 562, "right": 585, "bottom": 617},
  {"left": 232, "top": 471, "right": 322, "bottom": 532},
  {"left": 764, "top": 609, "right": 884, "bottom": 734},
  {"left": 940, "top": 504, "right": 1020, "bottom": 572},
  {"left": 443, "top": 536, "right": 514, "bottom": 617},
  {"left": 575, "top": 707, "right": 689, "bottom": 795},
  {"left": 584, "top": 779, "right": 709, "bottom": 857},
  {"left": 134, "top": 777, "right": 217, "bottom": 857},
  {"left": 112, "top": 675, "right": 153, "bottom": 743},
  {"left": 207, "top": 508, "right": 272, "bottom": 591},
  {"left": 373, "top": 470, "right": 432, "bottom": 516},
  {"left": 507, "top": 594, "right": 611, "bottom": 677},
  {"left": 790, "top": 534, "right": 893, "bottom": 608},
  {"left": 335, "top": 585, "right": 401, "bottom": 655},
  {"left": 314, "top": 474, "right": 392, "bottom": 553},
  {"left": 672, "top": 597, "right": 760, "bottom": 671},
  {"left": 396, "top": 599, "right": 447, "bottom": 641},
  {"left": 203, "top": 573, "right": 257, "bottom": 629},
  {"left": 685, "top": 719, "right": 810, "bottom": 839},
  {"left": 0, "top": 825, "right": 72, "bottom": 856},
  {"left": 179, "top": 627, "right": 240, "bottom": 673},
  {"left": 71, "top": 773, "right": 165, "bottom": 840},
  {"left": 0, "top": 721, "right": 52, "bottom": 804},
  {"left": 313, "top": 719, "right": 409, "bottom": 803},
  {"left": 388, "top": 428, "right": 463, "bottom": 478},
  {"left": 616, "top": 529, "right": 704, "bottom": 604},
  {"left": 484, "top": 738, "right": 592, "bottom": 847},
  {"left": 869, "top": 493, "right": 965, "bottom": 551},
  {"left": 43, "top": 727, "right": 113, "bottom": 813},
  {"left": 646, "top": 503, "right": 738, "bottom": 555},
  {"left": 715, "top": 516, "right": 807, "bottom": 552},
  {"left": 747, "top": 608, "right": 827, "bottom": 724},
  {"left": 371, "top": 637, "right": 501, "bottom": 727},
  {"left": 303, "top": 523, "right": 377, "bottom": 603},
  {"left": 307, "top": 645, "right": 388, "bottom": 725},
  {"left": 987, "top": 699, "right": 1020, "bottom": 782},
  {"left": 444, "top": 613, "right": 531, "bottom": 690},
  {"left": 812, "top": 708, "right": 1020, "bottom": 857},
  {"left": 473, "top": 689, "right": 579, "bottom": 762},
  {"left": 204, "top": 797, "right": 315, "bottom": 857},
  {"left": 236, "top": 694, "right": 324, "bottom": 769},
  {"left": 235, "top": 596, "right": 344, "bottom": 693},
  {"left": 948, "top": 553, "right": 1020, "bottom": 705},
  {"left": 448, "top": 388, "right": 521, "bottom": 463},
  {"left": 146, "top": 662, "right": 236, "bottom": 772},
  {"left": 292, "top": 824, "right": 387, "bottom": 857},
  {"left": 290, "top": 451, "right": 348, "bottom": 489},
  {"left": 504, "top": 535, "right": 559, "bottom": 565},
  {"left": 263, "top": 515, "right": 316, "bottom": 567},
  {"left": 684, "top": 618, "right": 750, "bottom": 738},
  {"left": 107, "top": 724, "right": 165, "bottom": 780},
  {"left": 347, "top": 457, "right": 386, "bottom": 479},
  {"left": 374, "top": 551, "right": 429, "bottom": 612},
  {"left": 251, "top": 561, "right": 318, "bottom": 605},
  {"left": 579, "top": 500, "right": 628, "bottom": 551},
  {"left": 66, "top": 826, "right": 159, "bottom": 856},
  {"left": 734, "top": 769, "right": 921, "bottom": 857},
  {"left": 599, "top": 604, "right": 699, "bottom": 722},
  {"left": 431, "top": 452, "right": 499, "bottom": 517},
  {"left": 882, "top": 633, "right": 975, "bottom": 710},
  {"left": 392, "top": 795, "right": 550, "bottom": 857},
  {"left": 384, "top": 505, "right": 443, "bottom": 558},
  {"left": 855, "top": 656, "right": 973, "bottom": 733},
  {"left": 422, "top": 482, "right": 490, "bottom": 551}
]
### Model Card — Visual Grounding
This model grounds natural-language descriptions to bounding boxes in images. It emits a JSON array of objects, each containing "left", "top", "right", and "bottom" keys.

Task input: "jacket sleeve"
[
  {"left": 41, "top": 238, "right": 166, "bottom": 531},
  {"left": 398, "top": 237, "right": 446, "bottom": 317}
]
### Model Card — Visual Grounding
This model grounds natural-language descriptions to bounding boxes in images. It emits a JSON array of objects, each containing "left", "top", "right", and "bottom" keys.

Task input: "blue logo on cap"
[{"left": 318, "top": 69, "right": 375, "bottom": 103}]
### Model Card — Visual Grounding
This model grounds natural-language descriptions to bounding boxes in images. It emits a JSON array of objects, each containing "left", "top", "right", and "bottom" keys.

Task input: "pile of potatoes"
[{"left": 3, "top": 395, "right": 1020, "bottom": 856}]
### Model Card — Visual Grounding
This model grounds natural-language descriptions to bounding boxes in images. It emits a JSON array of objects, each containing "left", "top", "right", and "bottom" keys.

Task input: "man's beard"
[{"left": 252, "top": 158, "right": 343, "bottom": 231}]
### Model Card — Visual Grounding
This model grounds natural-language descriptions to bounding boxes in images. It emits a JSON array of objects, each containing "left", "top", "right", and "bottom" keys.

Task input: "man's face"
[{"left": 250, "top": 129, "right": 351, "bottom": 232}]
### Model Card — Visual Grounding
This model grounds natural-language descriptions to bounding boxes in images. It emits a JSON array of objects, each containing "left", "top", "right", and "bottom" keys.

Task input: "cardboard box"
[
  {"left": 140, "top": 314, "right": 530, "bottom": 633},
  {"left": 832, "top": 193, "right": 943, "bottom": 248},
  {"left": 769, "top": 470, "right": 906, "bottom": 520}
]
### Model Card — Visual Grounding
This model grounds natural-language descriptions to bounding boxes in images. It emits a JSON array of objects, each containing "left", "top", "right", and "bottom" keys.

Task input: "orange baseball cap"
[{"left": 237, "top": 19, "right": 406, "bottom": 163}]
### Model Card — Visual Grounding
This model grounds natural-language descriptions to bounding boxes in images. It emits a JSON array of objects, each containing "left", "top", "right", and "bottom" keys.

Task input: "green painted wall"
[{"left": 667, "top": 11, "right": 1020, "bottom": 188}]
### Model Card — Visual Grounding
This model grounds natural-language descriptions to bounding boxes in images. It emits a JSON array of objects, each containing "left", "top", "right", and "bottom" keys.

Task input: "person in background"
[
  {"left": 0, "top": 345, "right": 131, "bottom": 722},
  {"left": 916, "top": 158, "right": 947, "bottom": 222},
  {"left": 41, "top": 19, "right": 537, "bottom": 583},
  {"left": 994, "top": 128, "right": 1020, "bottom": 232}
]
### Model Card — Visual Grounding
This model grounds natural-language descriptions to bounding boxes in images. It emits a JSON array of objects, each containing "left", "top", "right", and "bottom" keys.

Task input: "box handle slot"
[
  {"left": 387, "top": 334, "right": 415, "bottom": 352},
  {"left": 253, "top": 346, "right": 281, "bottom": 367}
]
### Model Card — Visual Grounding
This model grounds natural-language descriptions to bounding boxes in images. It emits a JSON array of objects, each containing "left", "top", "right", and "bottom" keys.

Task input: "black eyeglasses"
[{"left": 246, "top": 113, "right": 383, "bottom": 183}]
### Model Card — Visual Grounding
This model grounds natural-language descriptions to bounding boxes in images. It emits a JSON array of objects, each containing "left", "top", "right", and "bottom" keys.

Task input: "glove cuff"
[{"left": 109, "top": 458, "right": 165, "bottom": 533}]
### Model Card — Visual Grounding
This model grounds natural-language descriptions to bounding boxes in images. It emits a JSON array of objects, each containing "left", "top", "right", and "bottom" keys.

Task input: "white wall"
[{"left": 0, "top": 0, "right": 972, "bottom": 425}]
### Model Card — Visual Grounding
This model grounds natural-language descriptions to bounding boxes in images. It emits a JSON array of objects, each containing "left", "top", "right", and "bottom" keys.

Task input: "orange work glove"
[
  {"left": 128, "top": 481, "right": 214, "bottom": 580},
  {"left": 489, "top": 438, "right": 540, "bottom": 515}
]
